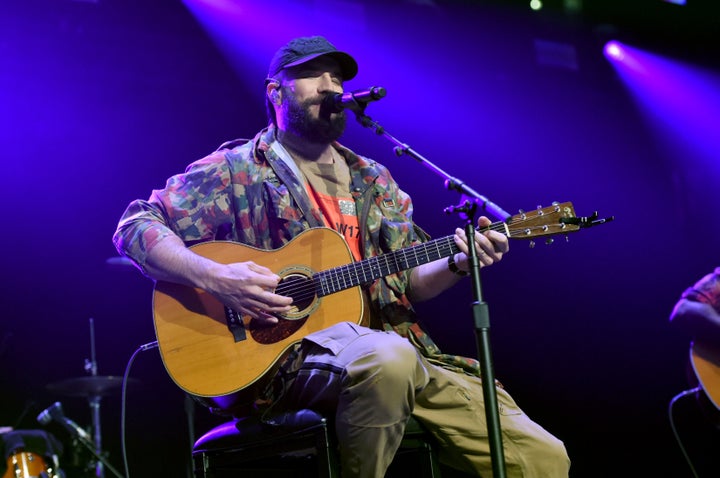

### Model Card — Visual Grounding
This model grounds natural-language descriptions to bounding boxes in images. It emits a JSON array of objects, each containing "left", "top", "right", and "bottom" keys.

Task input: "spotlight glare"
[
  {"left": 530, "top": 0, "right": 542, "bottom": 11},
  {"left": 603, "top": 41, "right": 624, "bottom": 61}
]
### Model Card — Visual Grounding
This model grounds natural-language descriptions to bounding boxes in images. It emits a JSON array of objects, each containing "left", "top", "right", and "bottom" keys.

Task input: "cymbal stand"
[{"left": 84, "top": 318, "right": 106, "bottom": 478}]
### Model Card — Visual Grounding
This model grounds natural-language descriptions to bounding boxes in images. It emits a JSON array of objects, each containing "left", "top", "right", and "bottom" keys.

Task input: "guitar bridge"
[{"left": 224, "top": 306, "right": 247, "bottom": 343}]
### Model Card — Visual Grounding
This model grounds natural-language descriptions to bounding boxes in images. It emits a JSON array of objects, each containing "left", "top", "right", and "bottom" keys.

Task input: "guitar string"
[
  {"left": 271, "top": 221, "right": 559, "bottom": 304},
  {"left": 273, "top": 237, "right": 459, "bottom": 302},
  {"left": 272, "top": 220, "right": 568, "bottom": 302}
]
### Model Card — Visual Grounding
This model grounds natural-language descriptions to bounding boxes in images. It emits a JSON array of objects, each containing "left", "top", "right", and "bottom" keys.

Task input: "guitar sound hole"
[{"left": 280, "top": 274, "right": 315, "bottom": 312}]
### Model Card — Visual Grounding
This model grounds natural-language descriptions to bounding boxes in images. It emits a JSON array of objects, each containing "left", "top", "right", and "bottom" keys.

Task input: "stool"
[{"left": 192, "top": 409, "right": 441, "bottom": 477}]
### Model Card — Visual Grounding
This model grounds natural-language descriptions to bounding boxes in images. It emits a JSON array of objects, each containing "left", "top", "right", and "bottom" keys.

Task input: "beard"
[{"left": 281, "top": 88, "right": 347, "bottom": 144}]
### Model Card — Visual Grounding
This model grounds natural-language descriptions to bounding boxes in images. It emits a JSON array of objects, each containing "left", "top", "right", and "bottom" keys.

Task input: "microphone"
[
  {"left": 37, "top": 401, "right": 90, "bottom": 441},
  {"left": 323, "top": 86, "right": 386, "bottom": 113}
]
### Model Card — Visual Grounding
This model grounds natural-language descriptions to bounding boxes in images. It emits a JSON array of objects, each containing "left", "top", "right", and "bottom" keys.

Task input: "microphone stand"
[
  {"left": 351, "top": 106, "right": 510, "bottom": 478},
  {"left": 37, "top": 402, "right": 125, "bottom": 478},
  {"left": 63, "top": 421, "right": 125, "bottom": 478}
]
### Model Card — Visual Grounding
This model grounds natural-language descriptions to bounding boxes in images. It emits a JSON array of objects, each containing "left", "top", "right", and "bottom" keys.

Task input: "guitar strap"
[
  {"left": 269, "top": 141, "right": 304, "bottom": 185},
  {"left": 267, "top": 140, "right": 325, "bottom": 228}
]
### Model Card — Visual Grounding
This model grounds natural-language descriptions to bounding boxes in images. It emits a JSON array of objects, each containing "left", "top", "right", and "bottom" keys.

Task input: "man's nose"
[{"left": 318, "top": 72, "right": 340, "bottom": 92}]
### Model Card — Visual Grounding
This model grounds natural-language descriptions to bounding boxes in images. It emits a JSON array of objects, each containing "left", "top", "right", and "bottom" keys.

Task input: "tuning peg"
[{"left": 529, "top": 240, "right": 536, "bottom": 248}]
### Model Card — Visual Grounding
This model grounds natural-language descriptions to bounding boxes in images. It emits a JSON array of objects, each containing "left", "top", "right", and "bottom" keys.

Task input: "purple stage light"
[
  {"left": 604, "top": 40, "right": 720, "bottom": 170},
  {"left": 603, "top": 41, "right": 624, "bottom": 62}
]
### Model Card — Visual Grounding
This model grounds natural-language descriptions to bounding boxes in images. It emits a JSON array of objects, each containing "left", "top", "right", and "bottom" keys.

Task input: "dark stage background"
[{"left": 2, "top": 0, "right": 719, "bottom": 477}]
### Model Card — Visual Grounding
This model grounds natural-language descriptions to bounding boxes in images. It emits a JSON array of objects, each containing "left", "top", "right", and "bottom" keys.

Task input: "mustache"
[
  {"left": 305, "top": 95, "right": 328, "bottom": 106},
  {"left": 316, "top": 94, "right": 345, "bottom": 120}
]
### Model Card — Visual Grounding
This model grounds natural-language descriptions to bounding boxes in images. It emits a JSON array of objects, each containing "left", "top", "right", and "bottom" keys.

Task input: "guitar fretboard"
[
  {"left": 314, "top": 235, "right": 460, "bottom": 296},
  {"left": 304, "top": 201, "right": 580, "bottom": 298}
]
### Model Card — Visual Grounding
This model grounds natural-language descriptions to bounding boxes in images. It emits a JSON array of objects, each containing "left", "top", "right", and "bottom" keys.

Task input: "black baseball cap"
[{"left": 267, "top": 36, "right": 358, "bottom": 81}]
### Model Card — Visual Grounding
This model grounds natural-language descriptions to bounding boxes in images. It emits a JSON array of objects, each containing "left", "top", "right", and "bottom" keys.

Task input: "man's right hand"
[
  {"left": 205, "top": 261, "right": 293, "bottom": 326},
  {"left": 140, "top": 235, "right": 293, "bottom": 326}
]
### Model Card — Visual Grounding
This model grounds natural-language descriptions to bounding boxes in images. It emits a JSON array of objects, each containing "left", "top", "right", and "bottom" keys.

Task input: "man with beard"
[{"left": 113, "top": 36, "right": 570, "bottom": 477}]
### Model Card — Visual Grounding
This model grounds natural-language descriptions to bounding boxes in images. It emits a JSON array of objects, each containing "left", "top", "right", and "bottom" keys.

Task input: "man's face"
[{"left": 278, "top": 57, "right": 347, "bottom": 144}]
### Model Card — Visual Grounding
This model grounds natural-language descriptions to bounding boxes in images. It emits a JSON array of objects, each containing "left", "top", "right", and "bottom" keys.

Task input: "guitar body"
[
  {"left": 153, "top": 228, "right": 365, "bottom": 402},
  {"left": 690, "top": 341, "right": 720, "bottom": 410}
]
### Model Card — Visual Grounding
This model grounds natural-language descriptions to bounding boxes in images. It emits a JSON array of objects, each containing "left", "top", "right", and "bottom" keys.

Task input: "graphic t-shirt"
[{"left": 294, "top": 156, "right": 362, "bottom": 262}]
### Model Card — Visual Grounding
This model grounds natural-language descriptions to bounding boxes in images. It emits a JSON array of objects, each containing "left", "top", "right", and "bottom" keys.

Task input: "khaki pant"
[{"left": 281, "top": 322, "right": 570, "bottom": 478}]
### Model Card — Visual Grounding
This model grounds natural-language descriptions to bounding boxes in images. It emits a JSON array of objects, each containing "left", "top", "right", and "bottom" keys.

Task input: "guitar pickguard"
[{"left": 249, "top": 316, "right": 308, "bottom": 345}]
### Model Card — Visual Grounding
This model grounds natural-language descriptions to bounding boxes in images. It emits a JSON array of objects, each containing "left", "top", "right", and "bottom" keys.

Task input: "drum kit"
[{"left": 2, "top": 320, "right": 129, "bottom": 478}]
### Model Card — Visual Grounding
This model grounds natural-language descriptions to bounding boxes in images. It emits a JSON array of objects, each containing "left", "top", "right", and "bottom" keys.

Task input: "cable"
[
  {"left": 668, "top": 386, "right": 702, "bottom": 478},
  {"left": 120, "top": 341, "right": 158, "bottom": 478}
]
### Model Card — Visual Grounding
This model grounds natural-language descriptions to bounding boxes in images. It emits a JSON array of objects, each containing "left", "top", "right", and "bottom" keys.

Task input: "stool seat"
[
  {"left": 192, "top": 409, "right": 441, "bottom": 478},
  {"left": 194, "top": 409, "right": 328, "bottom": 452}
]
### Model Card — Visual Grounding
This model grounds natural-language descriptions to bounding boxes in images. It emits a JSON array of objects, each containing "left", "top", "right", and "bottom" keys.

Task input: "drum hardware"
[
  {"left": 0, "top": 429, "right": 63, "bottom": 478},
  {"left": 3, "top": 450, "right": 59, "bottom": 478},
  {"left": 45, "top": 377, "right": 126, "bottom": 398},
  {"left": 40, "top": 319, "right": 127, "bottom": 478},
  {"left": 35, "top": 402, "right": 124, "bottom": 478},
  {"left": 5, "top": 450, "right": 42, "bottom": 478}
]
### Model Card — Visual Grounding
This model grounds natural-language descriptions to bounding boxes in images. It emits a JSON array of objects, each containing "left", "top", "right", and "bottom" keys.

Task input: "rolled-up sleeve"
[
  {"left": 112, "top": 151, "right": 234, "bottom": 272},
  {"left": 112, "top": 198, "right": 177, "bottom": 272}
]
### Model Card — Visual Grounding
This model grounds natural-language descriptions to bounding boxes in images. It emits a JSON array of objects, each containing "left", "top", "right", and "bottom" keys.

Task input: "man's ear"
[{"left": 267, "top": 82, "right": 281, "bottom": 105}]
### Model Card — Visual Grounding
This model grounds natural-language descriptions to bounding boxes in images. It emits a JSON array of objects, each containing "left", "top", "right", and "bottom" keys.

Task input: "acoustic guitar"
[
  {"left": 690, "top": 341, "right": 720, "bottom": 410},
  {"left": 152, "top": 202, "right": 609, "bottom": 409}
]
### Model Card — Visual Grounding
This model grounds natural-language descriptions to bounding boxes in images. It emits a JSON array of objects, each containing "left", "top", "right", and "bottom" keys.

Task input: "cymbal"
[{"left": 46, "top": 376, "right": 132, "bottom": 397}]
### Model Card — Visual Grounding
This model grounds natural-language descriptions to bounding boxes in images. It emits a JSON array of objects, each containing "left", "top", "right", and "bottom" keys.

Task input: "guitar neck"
[
  {"left": 314, "top": 201, "right": 591, "bottom": 298},
  {"left": 315, "top": 233, "right": 461, "bottom": 297}
]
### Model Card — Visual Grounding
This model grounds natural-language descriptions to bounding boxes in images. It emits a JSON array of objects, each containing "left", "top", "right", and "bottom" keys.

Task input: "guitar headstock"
[{"left": 503, "top": 202, "right": 613, "bottom": 245}]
